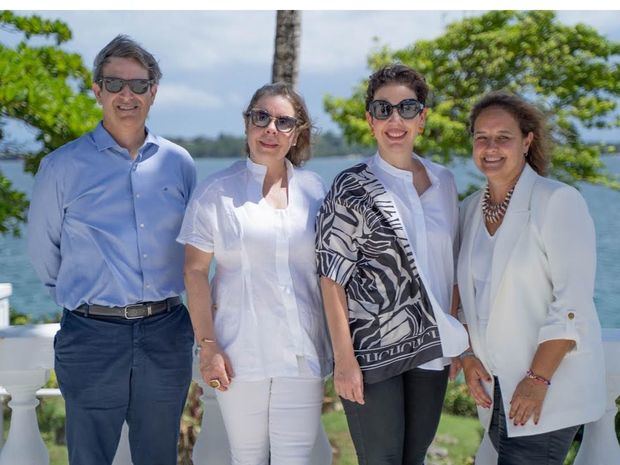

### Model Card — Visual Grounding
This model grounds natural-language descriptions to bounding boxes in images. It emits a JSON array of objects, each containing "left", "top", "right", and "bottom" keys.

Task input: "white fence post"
[
  {"left": 112, "top": 422, "right": 132, "bottom": 465},
  {"left": 574, "top": 328, "right": 620, "bottom": 465},
  {"left": 0, "top": 323, "right": 57, "bottom": 465},
  {"left": 0, "top": 283, "right": 11, "bottom": 328},
  {"left": 0, "top": 371, "right": 49, "bottom": 465},
  {"left": 0, "top": 282, "right": 11, "bottom": 450}
]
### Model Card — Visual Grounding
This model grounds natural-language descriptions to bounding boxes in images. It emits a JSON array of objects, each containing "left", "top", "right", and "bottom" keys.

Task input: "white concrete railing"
[
  {"left": 0, "top": 285, "right": 332, "bottom": 465},
  {"left": 0, "top": 281, "right": 616, "bottom": 465}
]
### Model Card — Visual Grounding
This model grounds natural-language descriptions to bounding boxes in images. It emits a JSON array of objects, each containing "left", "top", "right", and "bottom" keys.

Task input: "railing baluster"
[
  {"left": 575, "top": 328, "right": 620, "bottom": 465},
  {"left": 0, "top": 371, "right": 49, "bottom": 465}
]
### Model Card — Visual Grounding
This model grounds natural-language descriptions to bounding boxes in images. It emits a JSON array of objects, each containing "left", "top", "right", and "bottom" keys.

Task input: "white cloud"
[
  {"left": 29, "top": 10, "right": 620, "bottom": 74},
  {"left": 32, "top": 11, "right": 276, "bottom": 71},
  {"left": 11, "top": 10, "right": 620, "bottom": 140},
  {"left": 299, "top": 11, "right": 468, "bottom": 71}
]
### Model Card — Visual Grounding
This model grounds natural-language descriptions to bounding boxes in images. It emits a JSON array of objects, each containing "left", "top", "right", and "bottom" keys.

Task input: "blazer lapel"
[
  {"left": 458, "top": 190, "right": 483, "bottom": 327},
  {"left": 489, "top": 164, "right": 537, "bottom": 309}
]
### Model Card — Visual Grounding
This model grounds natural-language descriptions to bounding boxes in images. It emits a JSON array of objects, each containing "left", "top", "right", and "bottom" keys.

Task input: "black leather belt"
[{"left": 74, "top": 296, "right": 182, "bottom": 319}]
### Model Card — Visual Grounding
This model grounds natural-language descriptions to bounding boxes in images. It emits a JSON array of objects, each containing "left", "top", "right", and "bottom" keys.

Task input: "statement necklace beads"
[{"left": 482, "top": 185, "right": 515, "bottom": 224}]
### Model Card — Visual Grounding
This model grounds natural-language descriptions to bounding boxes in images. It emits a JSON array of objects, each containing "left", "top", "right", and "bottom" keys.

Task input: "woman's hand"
[
  {"left": 334, "top": 355, "right": 365, "bottom": 405},
  {"left": 509, "top": 377, "right": 549, "bottom": 426},
  {"left": 199, "top": 343, "right": 235, "bottom": 392},
  {"left": 462, "top": 355, "right": 492, "bottom": 408},
  {"left": 449, "top": 357, "right": 462, "bottom": 381}
]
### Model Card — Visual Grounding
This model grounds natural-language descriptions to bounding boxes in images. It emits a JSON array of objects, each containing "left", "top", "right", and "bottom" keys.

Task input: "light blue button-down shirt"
[{"left": 27, "top": 122, "right": 196, "bottom": 310}]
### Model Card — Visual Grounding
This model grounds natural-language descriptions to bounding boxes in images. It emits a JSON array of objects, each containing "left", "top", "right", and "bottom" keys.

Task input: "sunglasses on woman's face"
[
  {"left": 368, "top": 98, "right": 425, "bottom": 120},
  {"left": 98, "top": 77, "right": 154, "bottom": 95},
  {"left": 245, "top": 109, "right": 298, "bottom": 133}
]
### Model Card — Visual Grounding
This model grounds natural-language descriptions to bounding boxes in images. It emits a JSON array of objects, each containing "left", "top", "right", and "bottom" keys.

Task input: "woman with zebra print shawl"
[{"left": 316, "top": 64, "right": 468, "bottom": 465}]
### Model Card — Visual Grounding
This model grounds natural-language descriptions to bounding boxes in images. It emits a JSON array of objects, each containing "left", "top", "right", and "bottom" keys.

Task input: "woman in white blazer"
[{"left": 457, "top": 91, "right": 606, "bottom": 465}]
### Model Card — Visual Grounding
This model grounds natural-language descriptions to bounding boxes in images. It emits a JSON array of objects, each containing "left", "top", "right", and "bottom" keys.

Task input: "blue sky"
[{"left": 5, "top": 10, "right": 620, "bottom": 145}]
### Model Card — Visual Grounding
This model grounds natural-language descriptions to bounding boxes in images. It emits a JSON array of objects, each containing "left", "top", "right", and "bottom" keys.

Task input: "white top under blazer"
[
  {"left": 177, "top": 157, "right": 333, "bottom": 380},
  {"left": 457, "top": 163, "right": 606, "bottom": 438}
]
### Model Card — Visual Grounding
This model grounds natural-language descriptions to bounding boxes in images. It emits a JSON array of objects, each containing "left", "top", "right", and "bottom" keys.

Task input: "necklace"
[{"left": 482, "top": 185, "right": 515, "bottom": 224}]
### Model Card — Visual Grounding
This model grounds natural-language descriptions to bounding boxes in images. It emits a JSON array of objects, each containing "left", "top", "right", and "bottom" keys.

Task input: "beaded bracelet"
[{"left": 526, "top": 369, "right": 551, "bottom": 386}]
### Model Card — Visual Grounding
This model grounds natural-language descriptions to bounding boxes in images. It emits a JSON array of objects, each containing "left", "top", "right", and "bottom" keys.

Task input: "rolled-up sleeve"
[
  {"left": 315, "top": 188, "right": 361, "bottom": 287},
  {"left": 537, "top": 186, "right": 595, "bottom": 348},
  {"left": 27, "top": 156, "right": 63, "bottom": 302}
]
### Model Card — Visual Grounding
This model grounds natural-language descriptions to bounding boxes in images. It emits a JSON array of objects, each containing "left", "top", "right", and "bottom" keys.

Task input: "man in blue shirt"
[{"left": 28, "top": 35, "right": 196, "bottom": 465}]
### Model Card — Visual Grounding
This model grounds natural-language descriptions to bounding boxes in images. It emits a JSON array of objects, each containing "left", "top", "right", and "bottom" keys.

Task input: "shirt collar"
[
  {"left": 372, "top": 152, "right": 440, "bottom": 187},
  {"left": 413, "top": 153, "right": 440, "bottom": 188},
  {"left": 92, "top": 121, "right": 160, "bottom": 154},
  {"left": 246, "top": 156, "right": 295, "bottom": 183},
  {"left": 92, "top": 122, "right": 118, "bottom": 152}
]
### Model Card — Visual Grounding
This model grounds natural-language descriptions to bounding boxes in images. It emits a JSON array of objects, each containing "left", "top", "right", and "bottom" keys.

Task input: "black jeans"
[
  {"left": 488, "top": 378, "right": 580, "bottom": 465},
  {"left": 341, "top": 367, "right": 449, "bottom": 465}
]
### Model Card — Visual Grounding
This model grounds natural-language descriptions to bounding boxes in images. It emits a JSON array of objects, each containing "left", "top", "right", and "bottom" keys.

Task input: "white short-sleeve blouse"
[{"left": 177, "top": 157, "right": 333, "bottom": 380}]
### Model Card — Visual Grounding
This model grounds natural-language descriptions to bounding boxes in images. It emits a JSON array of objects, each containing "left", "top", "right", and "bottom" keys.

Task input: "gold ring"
[{"left": 208, "top": 379, "right": 221, "bottom": 389}]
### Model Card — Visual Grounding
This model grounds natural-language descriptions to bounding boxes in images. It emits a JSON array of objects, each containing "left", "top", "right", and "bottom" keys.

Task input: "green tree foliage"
[
  {"left": 0, "top": 10, "right": 101, "bottom": 235},
  {"left": 324, "top": 11, "right": 620, "bottom": 188}
]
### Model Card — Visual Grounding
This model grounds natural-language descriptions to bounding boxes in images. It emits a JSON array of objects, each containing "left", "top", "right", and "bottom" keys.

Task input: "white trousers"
[{"left": 215, "top": 376, "right": 324, "bottom": 465}]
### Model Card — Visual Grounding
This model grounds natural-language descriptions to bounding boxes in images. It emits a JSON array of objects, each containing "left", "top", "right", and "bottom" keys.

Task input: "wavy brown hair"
[
  {"left": 469, "top": 91, "right": 551, "bottom": 176},
  {"left": 243, "top": 82, "right": 313, "bottom": 166}
]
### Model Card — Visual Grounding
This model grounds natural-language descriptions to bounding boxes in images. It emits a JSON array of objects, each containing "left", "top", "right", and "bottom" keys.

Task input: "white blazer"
[{"left": 457, "top": 163, "right": 606, "bottom": 437}]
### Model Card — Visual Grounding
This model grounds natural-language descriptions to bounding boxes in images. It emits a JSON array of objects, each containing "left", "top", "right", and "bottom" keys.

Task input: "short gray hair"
[{"left": 93, "top": 34, "right": 162, "bottom": 84}]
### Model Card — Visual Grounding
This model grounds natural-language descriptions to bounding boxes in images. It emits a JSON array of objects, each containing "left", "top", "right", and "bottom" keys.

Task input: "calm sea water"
[{"left": 1, "top": 156, "right": 619, "bottom": 327}]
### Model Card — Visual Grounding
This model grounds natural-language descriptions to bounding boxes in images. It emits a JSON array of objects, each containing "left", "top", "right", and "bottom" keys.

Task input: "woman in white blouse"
[
  {"left": 178, "top": 83, "right": 332, "bottom": 465},
  {"left": 316, "top": 64, "right": 468, "bottom": 465},
  {"left": 458, "top": 91, "right": 605, "bottom": 464}
]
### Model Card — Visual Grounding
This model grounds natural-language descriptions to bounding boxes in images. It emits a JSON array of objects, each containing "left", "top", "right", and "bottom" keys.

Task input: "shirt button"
[
  {"left": 145, "top": 283, "right": 150, "bottom": 288},
  {"left": 143, "top": 254, "right": 148, "bottom": 258},
  {"left": 568, "top": 312, "right": 575, "bottom": 320},
  {"left": 140, "top": 223, "right": 145, "bottom": 228},
  {"left": 136, "top": 194, "right": 141, "bottom": 199}
]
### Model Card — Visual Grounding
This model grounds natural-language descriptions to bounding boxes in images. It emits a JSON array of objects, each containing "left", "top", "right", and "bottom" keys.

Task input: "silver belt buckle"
[{"left": 123, "top": 304, "right": 147, "bottom": 319}]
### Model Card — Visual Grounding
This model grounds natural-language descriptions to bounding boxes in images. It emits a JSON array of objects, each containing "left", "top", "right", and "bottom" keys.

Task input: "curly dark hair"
[
  {"left": 243, "top": 82, "right": 313, "bottom": 166},
  {"left": 365, "top": 64, "right": 429, "bottom": 110},
  {"left": 469, "top": 91, "right": 551, "bottom": 176}
]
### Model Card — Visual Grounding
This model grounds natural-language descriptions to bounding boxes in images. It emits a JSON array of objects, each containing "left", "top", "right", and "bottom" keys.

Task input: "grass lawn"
[{"left": 39, "top": 410, "right": 481, "bottom": 465}]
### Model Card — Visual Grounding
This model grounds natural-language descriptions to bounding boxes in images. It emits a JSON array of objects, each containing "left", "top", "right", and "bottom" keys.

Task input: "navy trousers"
[{"left": 54, "top": 304, "right": 194, "bottom": 465}]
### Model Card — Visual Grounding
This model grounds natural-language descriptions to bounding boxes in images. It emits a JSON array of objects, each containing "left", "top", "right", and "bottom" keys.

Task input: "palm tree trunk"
[{"left": 271, "top": 10, "right": 301, "bottom": 88}]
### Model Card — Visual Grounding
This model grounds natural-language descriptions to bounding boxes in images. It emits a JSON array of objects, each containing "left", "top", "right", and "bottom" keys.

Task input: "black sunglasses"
[
  {"left": 98, "top": 77, "right": 154, "bottom": 95},
  {"left": 245, "top": 109, "right": 298, "bottom": 133},
  {"left": 368, "top": 98, "right": 425, "bottom": 120}
]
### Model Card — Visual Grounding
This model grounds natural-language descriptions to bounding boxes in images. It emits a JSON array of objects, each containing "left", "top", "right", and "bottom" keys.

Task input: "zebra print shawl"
[{"left": 316, "top": 162, "right": 443, "bottom": 384}]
